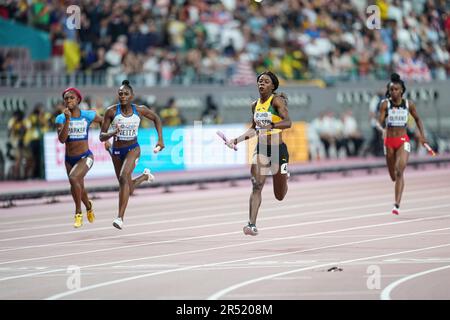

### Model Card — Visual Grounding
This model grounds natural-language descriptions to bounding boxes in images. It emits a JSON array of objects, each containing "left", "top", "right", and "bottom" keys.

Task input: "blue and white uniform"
[
  {"left": 56, "top": 110, "right": 96, "bottom": 142},
  {"left": 111, "top": 104, "right": 141, "bottom": 160},
  {"left": 55, "top": 110, "right": 96, "bottom": 166}
]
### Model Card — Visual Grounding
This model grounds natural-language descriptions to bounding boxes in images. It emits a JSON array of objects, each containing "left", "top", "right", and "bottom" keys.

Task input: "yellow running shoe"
[
  {"left": 87, "top": 200, "right": 95, "bottom": 223},
  {"left": 74, "top": 212, "right": 83, "bottom": 228}
]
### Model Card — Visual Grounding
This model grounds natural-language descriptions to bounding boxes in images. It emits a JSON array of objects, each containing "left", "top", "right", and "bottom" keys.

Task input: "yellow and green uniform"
[{"left": 253, "top": 94, "right": 282, "bottom": 136}]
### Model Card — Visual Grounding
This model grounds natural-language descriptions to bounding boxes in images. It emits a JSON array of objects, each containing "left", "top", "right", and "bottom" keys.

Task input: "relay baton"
[
  {"left": 216, "top": 131, "right": 238, "bottom": 151},
  {"left": 423, "top": 143, "right": 436, "bottom": 156}
]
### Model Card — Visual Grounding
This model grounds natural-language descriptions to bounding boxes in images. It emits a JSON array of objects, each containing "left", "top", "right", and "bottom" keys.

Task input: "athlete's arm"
[
  {"left": 92, "top": 113, "right": 103, "bottom": 124},
  {"left": 99, "top": 106, "right": 118, "bottom": 142},
  {"left": 376, "top": 99, "right": 388, "bottom": 133},
  {"left": 138, "top": 105, "right": 165, "bottom": 151},
  {"left": 56, "top": 108, "right": 71, "bottom": 143},
  {"left": 233, "top": 101, "right": 258, "bottom": 145},
  {"left": 408, "top": 100, "right": 427, "bottom": 145},
  {"left": 270, "top": 95, "right": 291, "bottom": 130}
]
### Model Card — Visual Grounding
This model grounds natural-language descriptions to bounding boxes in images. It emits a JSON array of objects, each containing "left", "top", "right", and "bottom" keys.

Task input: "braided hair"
[
  {"left": 120, "top": 80, "right": 134, "bottom": 94},
  {"left": 385, "top": 73, "right": 406, "bottom": 98}
]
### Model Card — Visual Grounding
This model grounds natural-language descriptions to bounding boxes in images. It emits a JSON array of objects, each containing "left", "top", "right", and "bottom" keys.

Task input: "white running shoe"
[
  {"left": 243, "top": 223, "right": 258, "bottom": 236},
  {"left": 391, "top": 206, "right": 400, "bottom": 215},
  {"left": 113, "top": 217, "right": 123, "bottom": 229},
  {"left": 143, "top": 168, "right": 155, "bottom": 182}
]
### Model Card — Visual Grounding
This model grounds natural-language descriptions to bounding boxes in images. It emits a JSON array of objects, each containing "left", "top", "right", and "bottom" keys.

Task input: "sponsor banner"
[
  {"left": 246, "top": 121, "right": 309, "bottom": 164},
  {"left": 44, "top": 130, "right": 114, "bottom": 181},
  {"left": 44, "top": 124, "right": 248, "bottom": 181},
  {"left": 183, "top": 123, "right": 248, "bottom": 170},
  {"left": 134, "top": 126, "right": 185, "bottom": 174}
]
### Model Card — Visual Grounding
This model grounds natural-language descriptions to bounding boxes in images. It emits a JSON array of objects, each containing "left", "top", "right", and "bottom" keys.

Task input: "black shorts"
[{"left": 254, "top": 142, "right": 289, "bottom": 174}]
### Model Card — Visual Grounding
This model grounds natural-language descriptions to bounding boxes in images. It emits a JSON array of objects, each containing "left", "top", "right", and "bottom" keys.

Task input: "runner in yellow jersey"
[{"left": 227, "top": 71, "right": 292, "bottom": 235}]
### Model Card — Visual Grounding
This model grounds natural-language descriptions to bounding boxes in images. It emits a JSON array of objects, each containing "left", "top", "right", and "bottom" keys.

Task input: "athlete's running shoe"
[
  {"left": 243, "top": 223, "right": 258, "bottom": 236},
  {"left": 74, "top": 213, "right": 83, "bottom": 228},
  {"left": 143, "top": 168, "right": 155, "bottom": 182},
  {"left": 391, "top": 206, "right": 400, "bottom": 215},
  {"left": 113, "top": 217, "right": 123, "bottom": 230},
  {"left": 87, "top": 200, "right": 95, "bottom": 223}
]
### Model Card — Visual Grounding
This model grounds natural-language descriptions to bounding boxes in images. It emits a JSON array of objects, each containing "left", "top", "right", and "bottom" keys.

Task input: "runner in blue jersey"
[
  {"left": 100, "top": 80, "right": 164, "bottom": 230},
  {"left": 56, "top": 87, "right": 103, "bottom": 228}
]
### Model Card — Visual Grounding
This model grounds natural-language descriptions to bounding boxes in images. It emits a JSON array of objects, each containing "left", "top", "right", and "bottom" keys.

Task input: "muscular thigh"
[
  {"left": 68, "top": 156, "right": 93, "bottom": 178},
  {"left": 120, "top": 147, "right": 141, "bottom": 177}
]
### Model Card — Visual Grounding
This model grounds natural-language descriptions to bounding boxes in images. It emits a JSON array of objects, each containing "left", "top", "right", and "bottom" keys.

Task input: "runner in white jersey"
[
  {"left": 100, "top": 80, "right": 164, "bottom": 229},
  {"left": 375, "top": 73, "right": 428, "bottom": 215}
]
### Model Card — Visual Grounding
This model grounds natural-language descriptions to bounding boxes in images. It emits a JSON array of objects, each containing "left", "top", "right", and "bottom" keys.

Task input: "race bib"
[
  {"left": 280, "top": 163, "right": 288, "bottom": 174},
  {"left": 387, "top": 108, "right": 408, "bottom": 127},
  {"left": 404, "top": 142, "right": 411, "bottom": 153},
  {"left": 254, "top": 112, "right": 272, "bottom": 128},
  {"left": 117, "top": 123, "right": 138, "bottom": 140},
  {"left": 85, "top": 157, "right": 94, "bottom": 169},
  {"left": 68, "top": 119, "right": 88, "bottom": 139}
]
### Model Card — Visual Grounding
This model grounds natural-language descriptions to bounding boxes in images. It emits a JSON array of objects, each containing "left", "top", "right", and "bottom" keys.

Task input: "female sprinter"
[
  {"left": 100, "top": 80, "right": 164, "bottom": 229},
  {"left": 56, "top": 87, "right": 103, "bottom": 228},
  {"left": 226, "top": 71, "right": 292, "bottom": 235},
  {"left": 376, "top": 73, "right": 428, "bottom": 215}
]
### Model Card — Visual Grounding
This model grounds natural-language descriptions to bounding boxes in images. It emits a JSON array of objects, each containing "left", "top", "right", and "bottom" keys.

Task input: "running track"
[{"left": 0, "top": 167, "right": 449, "bottom": 300}]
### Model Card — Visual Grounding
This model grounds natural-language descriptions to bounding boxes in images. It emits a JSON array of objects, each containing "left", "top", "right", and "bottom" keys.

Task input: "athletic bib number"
[
  {"left": 85, "top": 157, "right": 93, "bottom": 169},
  {"left": 404, "top": 142, "right": 411, "bottom": 153},
  {"left": 254, "top": 112, "right": 272, "bottom": 128},
  {"left": 68, "top": 119, "right": 88, "bottom": 139},
  {"left": 387, "top": 108, "right": 408, "bottom": 127},
  {"left": 280, "top": 163, "right": 288, "bottom": 174}
]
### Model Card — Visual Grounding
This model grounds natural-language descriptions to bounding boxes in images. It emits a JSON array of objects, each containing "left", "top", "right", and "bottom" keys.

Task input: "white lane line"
[
  {"left": 380, "top": 265, "right": 450, "bottom": 300},
  {"left": 2, "top": 200, "right": 450, "bottom": 266},
  {"left": 2, "top": 170, "right": 447, "bottom": 227},
  {"left": 3, "top": 207, "right": 450, "bottom": 283},
  {"left": 0, "top": 177, "right": 402, "bottom": 231},
  {"left": 207, "top": 241, "right": 450, "bottom": 300},
  {"left": 1, "top": 185, "right": 447, "bottom": 243},
  {"left": 46, "top": 227, "right": 450, "bottom": 300}
]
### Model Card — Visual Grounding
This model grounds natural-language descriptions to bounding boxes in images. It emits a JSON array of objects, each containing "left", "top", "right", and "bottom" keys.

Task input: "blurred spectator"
[
  {"left": 201, "top": 95, "right": 222, "bottom": 125},
  {"left": 341, "top": 109, "right": 364, "bottom": 157},
  {"left": 51, "top": 100, "right": 65, "bottom": 129},
  {"left": 7, "top": 110, "right": 27, "bottom": 180},
  {"left": 365, "top": 89, "right": 385, "bottom": 157},
  {"left": 50, "top": 23, "right": 65, "bottom": 73},
  {"left": 0, "top": 147, "right": 4, "bottom": 180},
  {"left": 0, "top": 0, "right": 449, "bottom": 85},
  {"left": 314, "top": 111, "right": 346, "bottom": 159},
  {"left": 0, "top": 51, "right": 16, "bottom": 85},
  {"left": 159, "top": 97, "right": 184, "bottom": 126},
  {"left": 142, "top": 48, "right": 160, "bottom": 86},
  {"left": 24, "top": 103, "right": 52, "bottom": 179},
  {"left": 88, "top": 47, "right": 110, "bottom": 73}
]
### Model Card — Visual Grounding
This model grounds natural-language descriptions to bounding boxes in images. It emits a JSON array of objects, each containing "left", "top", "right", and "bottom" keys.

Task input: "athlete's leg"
[
  {"left": 249, "top": 155, "right": 268, "bottom": 225},
  {"left": 130, "top": 168, "right": 152, "bottom": 195},
  {"left": 385, "top": 147, "right": 396, "bottom": 182},
  {"left": 272, "top": 144, "right": 289, "bottom": 201},
  {"left": 272, "top": 167, "right": 288, "bottom": 201},
  {"left": 66, "top": 157, "right": 92, "bottom": 214},
  {"left": 394, "top": 145, "right": 410, "bottom": 207},
  {"left": 117, "top": 147, "right": 141, "bottom": 220}
]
